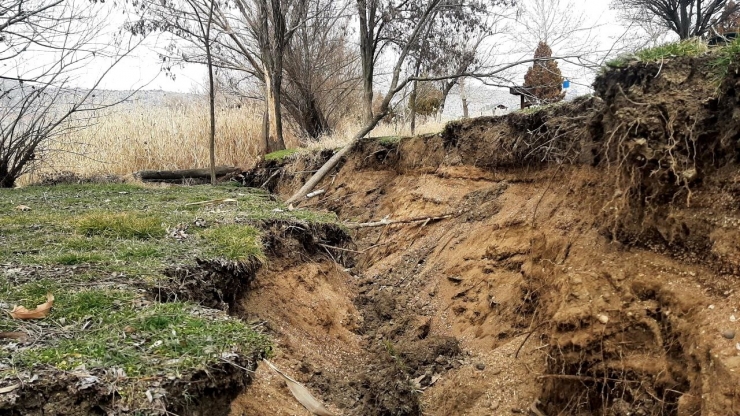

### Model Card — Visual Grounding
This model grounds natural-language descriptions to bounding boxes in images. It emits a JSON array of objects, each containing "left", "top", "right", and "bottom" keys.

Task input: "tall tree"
[
  {"left": 523, "top": 42, "right": 565, "bottom": 105},
  {"left": 356, "top": 0, "right": 390, "bottom": 124},
  {"left": 133, "top": 0, "right": 315, "bottom": 153},
  {"left": 612, "top": 0, "right": 740, "bottom": 39},
  {"left": 388, "top": 0, "right": 511, "bottom": 132},
  {"left": 281, "top": 0, "right": 360, "bottom": 139},
  {"left": 0, "top": 0, "right": 139, "bottom": 187}
]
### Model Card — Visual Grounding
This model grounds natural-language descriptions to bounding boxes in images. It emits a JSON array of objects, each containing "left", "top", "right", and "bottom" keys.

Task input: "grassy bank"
[{"left": 0, "top": 182, "right": 337, "bottom": 410}]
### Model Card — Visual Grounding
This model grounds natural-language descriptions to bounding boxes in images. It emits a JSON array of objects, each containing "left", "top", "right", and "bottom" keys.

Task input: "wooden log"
[{"left": 134, "top": 166, "right": 240, "bottom": 181}]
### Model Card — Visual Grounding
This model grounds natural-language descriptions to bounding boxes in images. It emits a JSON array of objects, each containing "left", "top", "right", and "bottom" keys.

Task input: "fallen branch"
[
  {"left": 536, "top": 374, "right": 641, "bottom": 383},
  {"left": 134, "top": 166, "right": 240, "bottom": 181},
  {"left": 260, "top": 169, "right": 281, "bottom": 189},
  {"left": 345, "top": 214, "right": 454, "bottom": 229},
  {"left": 184, "top": 198, "right": 238, "bottom": 207},
  {"left": 319, "top": 243, "right": 364, "bottom": 254}
]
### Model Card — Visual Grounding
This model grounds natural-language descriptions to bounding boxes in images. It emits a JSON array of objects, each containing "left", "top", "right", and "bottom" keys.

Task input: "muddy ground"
[{"left": 227, "top": 55, "right": 740, "bottom": 416}]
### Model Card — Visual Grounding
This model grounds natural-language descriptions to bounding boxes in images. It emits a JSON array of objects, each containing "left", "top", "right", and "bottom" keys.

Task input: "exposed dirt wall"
[{"left": 234, "top": 54, "right": 740, "bottom": 416}]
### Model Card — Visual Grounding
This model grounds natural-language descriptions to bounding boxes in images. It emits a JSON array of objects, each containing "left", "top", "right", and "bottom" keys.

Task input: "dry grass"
[
  {"left": 306, "top": 116, "right": 447, "bottom": 151},
  {"left": 21, "top": 99, "right": 447, "bottom": 184},
  {"left": 23, "top": 100, "right": 287, "bottom": 184}
]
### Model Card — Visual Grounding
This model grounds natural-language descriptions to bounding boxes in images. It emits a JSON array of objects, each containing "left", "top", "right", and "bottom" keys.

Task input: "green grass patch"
[
  {"left": 635, "top": 38, "right": 708, "bottom": 62},
  {"left": 52, "top": 252, "right": 106, "bottom": 265},
  {"left": 604, "top": 38, "right": 709, "bottom": 71},
  {"left": 375, "top": 135, "right": 403, "bottom": 146},
  {"left": 0, "top": 285, "right": 269, "bottom": 376},
  {"left": 75, "top": 212, "right": 165, "bottom": 239},
  {"left": 711, "top": 37, "right": 740, "bottom": 85},
  {"left": 264, "top": 148, "right": 300, "bottom": 162},
  {"left": 0, "top": 182, "right": 344, "bottom": 383},
  {"left": 203, "top": 224, "right": 264, "bottom": 261}
]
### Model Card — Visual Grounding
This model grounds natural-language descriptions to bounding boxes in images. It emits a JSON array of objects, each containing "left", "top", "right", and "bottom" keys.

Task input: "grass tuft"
[
  {"left": 710, "top": 37, "right": 740, "bottom": 85},
  {"left": 75, "top": 212, "right": 165, "bottom": 239},
  {"left": 375, "top": 135, "right": 403, "bottom": 146},
  {"left": 264, "top": 148, "right": 300, "bottom": 162},
  {"left": 203, "top": 224, "right": 264, "bottom": 261},
  {"left": 604, "top": 38, "right": 709, "bottom": 71},
  {"left": 12, "top": 289, "right": 270, "bottom": 376},
  {"left": 635, "top": 38, "right": 709, "bottom": 62}
]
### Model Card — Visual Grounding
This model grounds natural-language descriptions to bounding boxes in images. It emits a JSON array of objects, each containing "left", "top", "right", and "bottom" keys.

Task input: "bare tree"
[
  {"left": 137, "top": 0, "right": 350, "bottom": 151},
  {"left": 281, "top": 0, "right": 360, "bottom": 139},
  {"left": 612, "top": 0, "right": 740, "bottom": 39},
  {"left": 0, "top": 0, "right": 140, "bottom": 187},
  {"left": 356, "top": 0, "right": 390, "bottom": 124},
  {"left": 288, "top": 0, "right": 560, "bottom": 204},
  {"left": 515, "top": 0, "right": 597, "bottom": 54}
]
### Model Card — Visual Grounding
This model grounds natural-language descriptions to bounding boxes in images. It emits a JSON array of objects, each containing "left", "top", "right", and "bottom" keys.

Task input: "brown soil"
[{"left": 230, "top": 54, "right": 740, "bottom": 416}]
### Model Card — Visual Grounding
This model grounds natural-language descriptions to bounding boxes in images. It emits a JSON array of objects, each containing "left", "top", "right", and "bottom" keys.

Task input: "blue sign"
[{"left": 563, "top": 79, "right": 570, "bottom": 89}]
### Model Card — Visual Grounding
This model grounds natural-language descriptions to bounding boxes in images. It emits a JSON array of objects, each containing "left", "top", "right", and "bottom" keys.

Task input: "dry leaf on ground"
[
  {"left": 0, "top": 332, "right": 28, "bottom": 342},
  {"left": 10, "top": 293, "right": 54, "bottom": 319},
  {"left": 263, "top": 359, "right": 336, "bottom": 416}
]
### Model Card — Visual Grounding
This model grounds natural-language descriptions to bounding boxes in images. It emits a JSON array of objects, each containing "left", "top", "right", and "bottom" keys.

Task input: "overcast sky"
[{"left": 92, "top": 0, "right": 646, "bottom": 94}]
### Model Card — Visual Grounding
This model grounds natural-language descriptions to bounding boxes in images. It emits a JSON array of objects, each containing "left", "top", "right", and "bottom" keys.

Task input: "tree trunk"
[
  {"left": 358, "top": 0, "right": 375, "bottom": 124},
  {"left": 460, "top": 77, "right": 469, "bottom": 119},
  {"left": 438, "top": 80, "right": 456, "bottom": 121},
  {"left": 0, "top": 164, "right": 14, "bottom": 188},
  {"left": 680, "top": 2, "right": 690, "bottom": 39},
  {"left": 302, "top": 97, "right": 330, "bottom": 139},
  {"left": 286, "top": 112, "right": 384, "bottom": 205},
  {"left": 263, "top": 70, "right": 286, "bottom": 153},
  {"left": 363, "top": 79, "right": 374, "bottom": 124},
  {"left": 410, "top": 79, "right": 418, "bottom": 136},
  {"left": 205, "top": 0, "right": 216, "bottom": 186},
  {"left": 695, "top": 0, "right": 703, "bottom": 36}
]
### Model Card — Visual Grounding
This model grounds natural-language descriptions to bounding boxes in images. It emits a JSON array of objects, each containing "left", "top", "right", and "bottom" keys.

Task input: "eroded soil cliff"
[{"left": 233, "top": 55, "right": 740, "bottom": 416}]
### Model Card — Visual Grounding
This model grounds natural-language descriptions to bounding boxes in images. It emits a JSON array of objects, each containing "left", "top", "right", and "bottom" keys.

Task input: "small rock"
[
  {"left": 475, "top": 363, "right": 486, "bottom": 371},
  {"left": 434, "top": 355, "right": 446, "bottom": 365},
  {"left": 722, "top": 330, "right": 736, "bottom": 340},
  {"left": 731, "top": 315, "right": 737, "bottom": 323},
  {"left": 709, "top": 304, "right": 716, "bottom": 310},
  {"left": 596, "top": 314, "right": 609, "bottom": 324}
]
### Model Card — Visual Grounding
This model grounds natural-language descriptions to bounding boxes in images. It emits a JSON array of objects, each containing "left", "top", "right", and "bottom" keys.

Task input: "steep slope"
[{"left": 234, "top": 54, "right": 740, "bottom": 416}]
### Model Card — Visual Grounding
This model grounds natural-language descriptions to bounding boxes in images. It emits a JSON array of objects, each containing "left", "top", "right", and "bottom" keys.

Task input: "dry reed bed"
[{"left": 22, "top": 100, "right": 447, "bottom": 184}]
